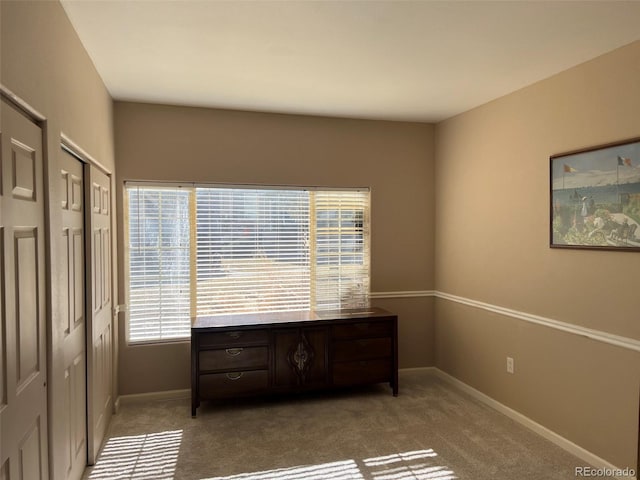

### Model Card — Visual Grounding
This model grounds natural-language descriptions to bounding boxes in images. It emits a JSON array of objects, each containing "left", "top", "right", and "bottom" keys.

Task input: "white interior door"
[
  {"left": 0, "top": 98, "right": 49, "bottom": 479},
  {"left": 49, "top": 148, "right": 87, "bottom": 480},
  {"left": 85, "top": 165, "right": 112, "bottom": 465}
]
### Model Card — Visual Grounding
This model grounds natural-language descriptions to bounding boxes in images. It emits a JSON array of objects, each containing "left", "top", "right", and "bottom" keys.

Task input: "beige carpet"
[{"left": 83, "top": 370, "right": 610, "bottom": 480}]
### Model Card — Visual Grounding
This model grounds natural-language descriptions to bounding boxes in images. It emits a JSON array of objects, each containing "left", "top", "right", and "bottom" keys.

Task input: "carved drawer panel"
[
  {"left": 274, "top": 328, "right": 327, "bottom": 387},
  {"left": 199, "top": 370, "right": 269, "bottom": 398},
  {"left": 333, "top": 337, "right": 391, "bottom": 362},
  {"left": 332, "top": 359, "right": 391, "bottom": 386},
  {"left": 331, "top": 321, "right": 392, "bottom": 339},
  {"left": 199, "top": 347, "right": 268, "bottom": 372},
  {"left": 198, "top": 329, "right": 268, "bottom": 348}
]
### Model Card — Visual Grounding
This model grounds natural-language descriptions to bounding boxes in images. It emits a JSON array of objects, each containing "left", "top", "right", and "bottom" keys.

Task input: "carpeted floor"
[{"left": 83, "top": 370, "right": 610, "bottom": 480}]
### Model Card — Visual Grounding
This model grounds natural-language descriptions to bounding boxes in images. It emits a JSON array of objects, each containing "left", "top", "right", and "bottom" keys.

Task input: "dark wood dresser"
[{"left": 191, "top": 308, "right": 398, "bottom": 416}]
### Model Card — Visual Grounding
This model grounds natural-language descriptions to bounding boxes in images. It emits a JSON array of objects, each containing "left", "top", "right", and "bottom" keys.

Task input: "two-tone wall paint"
[
  {"left": 114, "top": 42, "right": 640, "bottom": 471},
  {"left": 114, "top": 102, "right": 436, "bottom": 394},
  {"left": 435, "top": 40, "right": 640, "bottom": 470},
  {"left": 3, "top": 0, "right": 638, "bottom": 473}
]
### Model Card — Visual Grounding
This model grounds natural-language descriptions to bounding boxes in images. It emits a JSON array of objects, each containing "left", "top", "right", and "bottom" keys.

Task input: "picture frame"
[{"left": 550, "top": 137, "right": 640, "bottom": 251}]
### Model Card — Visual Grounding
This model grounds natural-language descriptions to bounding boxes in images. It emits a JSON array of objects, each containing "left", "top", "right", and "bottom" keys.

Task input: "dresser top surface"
[{"left": 192, "top": 307, "right": 395, "bottom": 330}]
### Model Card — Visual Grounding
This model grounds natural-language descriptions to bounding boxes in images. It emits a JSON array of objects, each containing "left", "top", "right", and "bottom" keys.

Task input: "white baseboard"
[
  {"left": 112, "top": 368, "right": 635, "bottom": 480},
  {"left": 399, "top": 366, "right": 436, "bottom": 373},
  {"left": 434, "top": 368, "right": 636, "bottom": 480},
  {"left": 117, "top": 388, "right": 190, "bottom": 407},
  {"left": 113, "top": 372, "right": 436, "bottom": 406}
]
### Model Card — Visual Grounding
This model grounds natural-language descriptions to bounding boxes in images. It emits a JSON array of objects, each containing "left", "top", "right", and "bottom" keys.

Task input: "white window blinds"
[
  {"left": 195, "top": 188, "right": 310, "bottom": 315},
  {"left": 125, "top": 184, "right": 370, "bottom": 343},
  {"left": 312, "top": 190, "right": 370, "bottom": 310},
  {"left": 127, "top": 187, "right": 191, "bottom": 342}
]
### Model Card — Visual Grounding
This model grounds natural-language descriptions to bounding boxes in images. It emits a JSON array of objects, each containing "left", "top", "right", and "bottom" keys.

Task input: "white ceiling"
[{"left": 60, "top": 0, "right": 640, "bottom": 123}]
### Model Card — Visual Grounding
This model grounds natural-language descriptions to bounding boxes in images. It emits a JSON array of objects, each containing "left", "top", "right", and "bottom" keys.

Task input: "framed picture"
[{"left": 550, "top": 137, "right": 640, "bottom": 251}]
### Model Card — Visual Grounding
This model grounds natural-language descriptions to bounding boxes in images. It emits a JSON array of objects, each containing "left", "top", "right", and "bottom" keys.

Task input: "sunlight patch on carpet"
[
  {"left": 203, "top": 449, "right": 456, "bottom": 480},
  {"left": 204, "top": 460, "right": 362, "bottom": 480},
  {"left": 87, "top": 430, "right": 182, "bottom": 479}
]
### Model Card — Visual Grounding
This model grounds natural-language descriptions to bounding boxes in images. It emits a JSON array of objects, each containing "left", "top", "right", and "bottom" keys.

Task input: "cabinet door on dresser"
[{"left": 274, "top": 327, "right": 328, "bottom": 388}]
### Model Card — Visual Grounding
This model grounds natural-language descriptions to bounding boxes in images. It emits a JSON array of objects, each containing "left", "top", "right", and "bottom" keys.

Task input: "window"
[
  {"left": 125, "top": 184, "right": 370, "bottom": 343},
  {"left": 127, "top": 188, "right": 190, "bottom": 342}
]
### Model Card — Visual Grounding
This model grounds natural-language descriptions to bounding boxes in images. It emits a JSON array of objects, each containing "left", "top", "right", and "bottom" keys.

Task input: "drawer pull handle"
[
  {"left": 225, "top": 348, "right": 243, "bottom": 356},
  {"left": 226, "top": 372, "right": 243, "bottom": 380},
  {"left": 227, "top": 332, "right": 242, "bottom": 339}
]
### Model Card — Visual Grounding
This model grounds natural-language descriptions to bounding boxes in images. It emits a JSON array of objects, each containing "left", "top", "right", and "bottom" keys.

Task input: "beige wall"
[
  {"left": 1, "top": 1, "right": 115, "bottom": 477},
  {"left": 1, "top": 1, "right": 114, "bottom": 172},
  {"left": 434, "top": 41, "right": 640, "bottom": 469},
  {"left": 114, "top": 102, "right": 435, "bottom": 394}
]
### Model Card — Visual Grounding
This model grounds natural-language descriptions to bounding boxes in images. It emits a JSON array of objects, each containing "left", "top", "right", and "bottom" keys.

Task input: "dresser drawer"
[
  {"left": 331, "top": 321, "right": 392, "bottom": 339},
  {"left": 333, "top": 338, "right": 391, "bottom": 362},
  {"left": 197, "top": 329, "right": 269, "bottom": 348},
  {"left": 199, "top": 370, "right": 269, "bottom": 398},
  {"left": 199, "top": 346, "right": 268, "bottom": 371},
  {"left": 332, "top": 359, "right": 391, "bottom": 386}
]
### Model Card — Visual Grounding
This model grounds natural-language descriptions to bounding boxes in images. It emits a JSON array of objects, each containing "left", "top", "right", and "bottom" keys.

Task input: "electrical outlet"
[{"left": 506, "top": 356, "right": 515, "bottom": 374}]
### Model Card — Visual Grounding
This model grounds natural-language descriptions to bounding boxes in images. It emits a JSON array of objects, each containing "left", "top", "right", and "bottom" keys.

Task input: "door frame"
[{"left": 1, "top": 84, "right": 50, "bottom": 479}]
